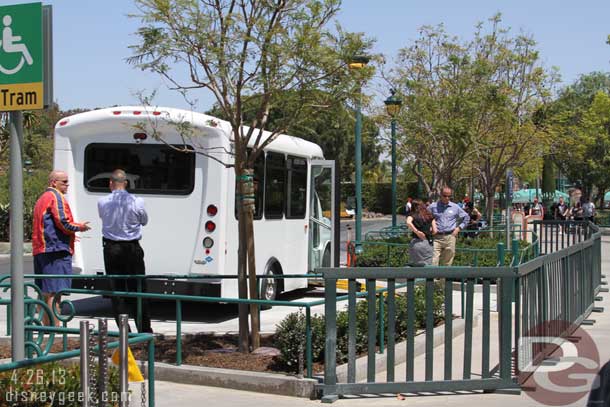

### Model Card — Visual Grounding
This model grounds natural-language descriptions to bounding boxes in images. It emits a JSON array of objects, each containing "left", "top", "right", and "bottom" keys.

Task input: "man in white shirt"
[{"left": 98, "top": 169, "right": 151, "bottom": 333}]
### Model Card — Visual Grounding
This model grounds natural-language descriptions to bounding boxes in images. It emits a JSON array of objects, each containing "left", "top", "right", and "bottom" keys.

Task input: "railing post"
[
  {"left": 511, "top": 238, "right": 519, "bottom": 267},
  {"left": 322, "top": 273, "right": 338, "bottom": 402},
  {"left": 379, "top": 292, "right": 385, "bottom": 354},
  {"left": 98, "top": 318, "right": 109, "bottom": 405},
  {"left": 499, "top": 277, "right": 513, "bottom": 381},
  {"left": 497, "top": 242, "right": 506, "bottom": 266},
  {"left": 148, "top": 336, "right": 156, "bottom": 407},
  {"left": 137, "top": 279, "right": 143, "bottom": 332},
  {"left": 119, "top": 314, "right": 129, "bottom": 407},
  {"left": 80, "top": 320, "right": 90, "bottom": 407},
  {"left": 305, "top": 306, "right": 312, "bottom": 378},
  {"left": 176, "top": 300, "right": 182, "bottom": 366}
]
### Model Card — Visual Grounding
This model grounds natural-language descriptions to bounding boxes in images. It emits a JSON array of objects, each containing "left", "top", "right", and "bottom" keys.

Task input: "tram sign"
[{"left": 0, "top": 2, "right": 43, "bottom": 111}]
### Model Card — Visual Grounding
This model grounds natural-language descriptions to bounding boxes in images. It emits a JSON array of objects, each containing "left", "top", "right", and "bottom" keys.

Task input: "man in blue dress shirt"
[
  {"left": 428, "top": 187, "right": 469, "bottom": 266},
  {"left": 98, "top": 169, "right": 152, "bottom": 333}
]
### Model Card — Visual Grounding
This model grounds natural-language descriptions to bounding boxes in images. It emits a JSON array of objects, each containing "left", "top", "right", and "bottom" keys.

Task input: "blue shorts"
[{"left": 34, "top": 251, "right": 72, "bottom": 294}]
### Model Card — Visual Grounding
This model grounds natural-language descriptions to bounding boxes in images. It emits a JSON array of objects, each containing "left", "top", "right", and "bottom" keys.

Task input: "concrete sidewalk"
[{"left": 151, "top": 235, "right": 610, "bottom": 407}]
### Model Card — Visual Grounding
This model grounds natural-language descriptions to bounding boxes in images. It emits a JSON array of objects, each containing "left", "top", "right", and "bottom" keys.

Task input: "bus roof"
[{"left": 55, "top": 106, "right": 324, "bottom": 159}]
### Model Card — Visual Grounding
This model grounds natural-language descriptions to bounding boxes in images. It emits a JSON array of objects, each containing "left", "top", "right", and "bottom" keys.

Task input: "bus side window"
[
  {"left": 253, "top": 153, "right": 265, "bottom": 219},
  {"left": 285, "top": 156, "right": 307, "bottom": 219},
  {"left": 264, "top": 152, "right": 285, "bottom": 219}
]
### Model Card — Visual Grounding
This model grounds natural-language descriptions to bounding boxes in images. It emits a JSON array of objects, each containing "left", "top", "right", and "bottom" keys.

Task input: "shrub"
[
  {"left": 356, "top": 234, "right": 530, "bottom": 267},
  {"left": 274, "top": 312, "right": 325, "bottom": 371},
  {"left": 275, "top": 282, "right": 445, "bottom": 373},
  {"left": 356, "top": 236, "right": 410, "bottom": 267},
  {"left": 0, "top": 362, "right": 120, "bottom": 406}
]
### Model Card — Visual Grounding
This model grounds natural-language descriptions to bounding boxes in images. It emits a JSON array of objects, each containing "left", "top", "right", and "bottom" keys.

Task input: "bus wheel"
[
  {"left": 322, "top": 246, "right": 331, "bottom": 267},
  {"left": 260, "top": 266, "right": 278, "bottom": 303}
]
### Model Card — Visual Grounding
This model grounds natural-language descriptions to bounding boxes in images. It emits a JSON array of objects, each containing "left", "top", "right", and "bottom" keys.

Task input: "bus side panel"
[
  {"left": 220, "top": 168, "right": 309, "bottom": 299},
  {"left": 254, "top": 218, "right": 309, "bottom": 293}
]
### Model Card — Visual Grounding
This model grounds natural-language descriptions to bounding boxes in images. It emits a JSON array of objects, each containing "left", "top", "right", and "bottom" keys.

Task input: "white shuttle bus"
[{"left": 54, "top": 106, "right": 335, "bottom": 299}]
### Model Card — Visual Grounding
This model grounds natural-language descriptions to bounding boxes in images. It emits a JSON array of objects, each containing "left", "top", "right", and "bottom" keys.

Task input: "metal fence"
[
  {"left": 318, "top": 220, "right": 602, "bottom": 401},
  {"left": 516, "top": 220, "right": 602, "bottom": 377}
]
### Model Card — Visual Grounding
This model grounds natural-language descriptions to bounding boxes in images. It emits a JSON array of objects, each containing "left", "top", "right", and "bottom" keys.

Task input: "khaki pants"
[{"left": 432, "top": 234, "right": 456, "bottom": 266}]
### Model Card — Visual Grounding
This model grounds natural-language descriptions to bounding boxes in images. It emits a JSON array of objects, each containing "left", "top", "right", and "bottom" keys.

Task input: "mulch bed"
[
  {"left": 0, "top": 334, "right": 319, "bottom": 376},
  {"left": 130, "top": 333, "right": 297, "bottom": 374}
]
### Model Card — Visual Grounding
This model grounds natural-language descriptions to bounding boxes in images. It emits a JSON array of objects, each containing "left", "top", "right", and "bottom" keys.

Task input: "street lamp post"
[
  {"left": 384, "top": 90, "right": 402, "bottom": 228},
  {"left": 349, "top": 55, "right": 370, "bottom": 254}
]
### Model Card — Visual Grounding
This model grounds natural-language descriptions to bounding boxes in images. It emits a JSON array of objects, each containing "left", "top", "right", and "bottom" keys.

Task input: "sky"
[{"left": 2, "top": 0, "right": 610, "bottom": 112}]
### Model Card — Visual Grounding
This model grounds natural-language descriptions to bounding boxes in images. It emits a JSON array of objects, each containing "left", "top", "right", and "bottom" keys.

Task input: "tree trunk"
[
  {"left": 243, "top": 169, "right": 260, "bottom": 350},
  {"left": 236, "top": 165, "right": 250, "bottom": 353},
  {"left": 542, "top": 157, "right": 555, "bottom": 212},
  {"left": 485, "top": 190, "right": 495, "bottom": 229}
]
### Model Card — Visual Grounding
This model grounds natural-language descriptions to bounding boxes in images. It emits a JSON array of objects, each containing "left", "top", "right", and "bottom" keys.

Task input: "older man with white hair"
[{"left": 32, "top": 170, "right": 91, "bottom": 326}]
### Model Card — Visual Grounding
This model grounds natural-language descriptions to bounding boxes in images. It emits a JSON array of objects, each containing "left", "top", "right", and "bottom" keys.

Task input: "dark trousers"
[{"left": 102, "top": 238, "right": 152, "bottom": 333}]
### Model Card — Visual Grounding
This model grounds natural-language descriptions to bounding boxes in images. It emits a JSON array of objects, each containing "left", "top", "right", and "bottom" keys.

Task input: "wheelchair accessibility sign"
[{"left": 0, "top": 2, "right": 43, "bottom": 111}]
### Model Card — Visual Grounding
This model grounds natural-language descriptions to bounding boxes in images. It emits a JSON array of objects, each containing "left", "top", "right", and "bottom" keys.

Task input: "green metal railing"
[
  {"left": 319, "top": 267, "right": 517, "bottom": 400},
  {"left": 0, "top": 313, "right": 156, "bottom": 406},
  {"left": 515, "top": 220, "right": 602, "bottom": 376},
  {"left": 0, "top": 272, "right": 416, "bottom": 379},
  {"left": 319, "top": 220, "right": 602, "bottom": 400}
]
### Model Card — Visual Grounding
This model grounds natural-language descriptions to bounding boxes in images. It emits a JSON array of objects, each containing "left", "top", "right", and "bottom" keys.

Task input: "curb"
[{"left": 153, "top": 362, "right": 318, "bottom": 399}]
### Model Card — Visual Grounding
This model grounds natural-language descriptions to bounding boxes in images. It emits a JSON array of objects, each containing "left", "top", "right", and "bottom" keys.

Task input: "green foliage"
[
  {"left": 274, "top": 312, "right": 325, "bottom": 371},
  {"left": 596, "top": 210, "right": 610, "bottom": 226},
  {"left": 275, "top": 284, "right": 445, "bottom": 373},
  {"left": 355, "top": 238, "right": 410, "bottom": 267},
  {"left": 392, "top": 14, "right": 555, "bottom": 205},
  {"left": 546, "top": 73, "right": 610, "bottom": 202},
  {"left": 340, "top": 182, "right": 418, "bottom": 214},
  {"left": 355, "top": 235, "right": 528, "bottom": 267},
  {"left": 0, "top": 362, "right": 120, "bottom": 406},
  {"left": 1, "top": 109, "right": 57, "bottom": 174},
  {"left": 0, "top": 170, "right": 49, "bottom": 241}
]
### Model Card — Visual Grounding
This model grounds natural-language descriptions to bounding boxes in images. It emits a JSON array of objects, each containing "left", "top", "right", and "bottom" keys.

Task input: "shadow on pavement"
[{"left": 63, "top": 296, "right": 240, "bottom": 324}]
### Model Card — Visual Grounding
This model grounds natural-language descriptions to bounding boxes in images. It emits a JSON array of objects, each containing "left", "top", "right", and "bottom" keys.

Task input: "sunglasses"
[{"left": 442, "top": 195, "right": 452, "bottom": 198}]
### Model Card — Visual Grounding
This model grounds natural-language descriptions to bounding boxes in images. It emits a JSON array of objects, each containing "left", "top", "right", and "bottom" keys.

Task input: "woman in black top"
[{"left": 405, "top": 199, "right": 437, "bottom": 265}]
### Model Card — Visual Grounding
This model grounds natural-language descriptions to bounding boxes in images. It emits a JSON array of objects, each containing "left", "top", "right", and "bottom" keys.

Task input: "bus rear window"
[{"left": 84, "top": 143, "right": 196, "bottom": 195}]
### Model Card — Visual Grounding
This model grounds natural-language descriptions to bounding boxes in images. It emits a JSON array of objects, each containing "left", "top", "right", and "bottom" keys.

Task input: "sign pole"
[{"left": 9, "top": 110, "right": 24, "bottom": 361}]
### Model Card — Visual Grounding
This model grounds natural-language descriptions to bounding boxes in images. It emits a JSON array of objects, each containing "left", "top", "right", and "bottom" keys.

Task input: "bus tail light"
[
  {"left": 205, "top": 221, "right": 216, "bottom": 233},
  {"left": 133, "top": 133, "right": 147, "bottom": 141},
  {"left": 203, "top": 237, "right": 214, "bottom": 248},
  {"left": 207, "top": 205, "right": 218, "bottom": 216}
]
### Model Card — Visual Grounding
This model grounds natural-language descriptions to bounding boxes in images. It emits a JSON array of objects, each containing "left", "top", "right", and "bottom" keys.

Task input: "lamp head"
[
  {"left": 384, "top": 89, "right": 402, "bottom": 117},
  {"left": 348, "top": 55, "right": 370, "bottom": 70}
]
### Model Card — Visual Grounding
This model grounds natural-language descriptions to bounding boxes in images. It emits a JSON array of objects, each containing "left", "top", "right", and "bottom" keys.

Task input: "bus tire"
[
  {"left": 260, "top": 265, "right": 278, "bottom": 307},
  {"left": 322, "top": 245, "right": 331, "bottom": 267}
]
